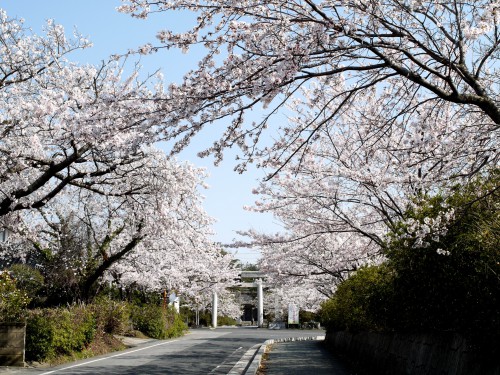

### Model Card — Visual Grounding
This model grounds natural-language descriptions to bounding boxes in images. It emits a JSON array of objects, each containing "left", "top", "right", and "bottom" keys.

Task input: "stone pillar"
[
  {"left": 257, "top": 279, "right": 264, "bottom": 327},
  {"left": 0, "top": 323, "right": 25, "bottom": 367},
  {"left": 212, "top": 291, "right": 218, "bottom": 328}
]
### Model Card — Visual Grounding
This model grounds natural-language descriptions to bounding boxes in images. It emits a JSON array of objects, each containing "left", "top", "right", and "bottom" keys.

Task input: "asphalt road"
[
  {"left": 1, "top": 327, "right": 324, "bottom": 375},
  {"left": 264, "top": 340, "right": 351, "bottom": 375}
]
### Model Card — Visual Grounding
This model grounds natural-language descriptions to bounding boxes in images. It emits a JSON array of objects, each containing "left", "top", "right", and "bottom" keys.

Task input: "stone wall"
[
  {"left": 325, "top": 331, "right": 499, "bottom": 375},
  {"left": 0, "top": 323, "right": 25, "bottom": 367}
]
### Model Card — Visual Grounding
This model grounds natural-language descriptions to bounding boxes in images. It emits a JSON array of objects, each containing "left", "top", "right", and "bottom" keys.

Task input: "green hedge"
[
  {"left": 25, "top": 300, "right": 186, "bottom": 362},
  {"left": 217, "top": 315, "right": 237, "bottom": 326},
  {"left": 320, "top": 264, "right": 394, "bottom": 332},
  {"left": 130, "top": 304, "right": 187, "bottom": 339},
  {"left": 26, "top": 306, "right": 95, "bottom": 361},
  {"left": 384, "top": 173, "right": 499, "bottom": 342},
  {"left": 25, "top": 312, "right": 55, "bottom": 361},
  {"left": 320, "top": 172, "right": 500, "bottom": 351}
]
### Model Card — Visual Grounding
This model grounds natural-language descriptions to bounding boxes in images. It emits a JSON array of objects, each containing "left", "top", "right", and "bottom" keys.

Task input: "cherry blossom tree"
[
  {"left": 266, "top": 284, "right": 325, "bottom": 317},
  {"left": 0, "top": 11, "right": 240, "bottom": 307},
  {"left": 118, "top": 0, "right": 499, "bottom": 176},
  {"left": 121, "top": 250, "right": 242, "bottom": 320},
  {"left": 0, "top": 11, "right": 169, "bottom": 221},
  {"left": 246, "top": 84, "right": 483, "bottom": 292},
  {"left": 0, "top": 149, "right": 231, "bottom": 302},
  {"left": 117, "top": 236, "right": 240, "bottom": 309},
  {"left": 117, "top": 1, "right": 499, "bottom": 297},
  {"left": 0, "top": 10, "right": 90, "bottom": 91}
]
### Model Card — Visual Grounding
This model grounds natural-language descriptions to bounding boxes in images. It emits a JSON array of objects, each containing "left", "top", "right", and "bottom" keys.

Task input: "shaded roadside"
[{"left": 258, "top": 340, "right": 352, "bottom": 375}]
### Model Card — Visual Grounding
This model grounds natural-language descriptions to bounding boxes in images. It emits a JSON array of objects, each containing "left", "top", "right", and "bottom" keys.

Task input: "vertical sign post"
[{"left": 288, "top": 304, "right": 299, "bottom": 326}]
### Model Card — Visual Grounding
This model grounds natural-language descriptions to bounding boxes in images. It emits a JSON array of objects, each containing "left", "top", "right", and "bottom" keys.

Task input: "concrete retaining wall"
[
  {"left": 0, "top": 323, "right": 26, "bottom": 367},
  {"left": 325, "top": 331, "right": 499, "bottom": 375}
]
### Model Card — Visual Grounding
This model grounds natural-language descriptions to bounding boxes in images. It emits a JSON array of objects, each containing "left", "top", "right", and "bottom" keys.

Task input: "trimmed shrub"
[
  {"left": 130, "top": 304, "right": 187, "bottom": 339},
  {"left": 24, "top": 297, "right": 187, "bottom": 362},
  {"left": 217, "top": 315, "right": 237, "bottom": 326},
  {"left": 320, "top": 264, "right": 394, "bottom": 332},
  {"left": 26, "top": 306, "right": 95, "bottom": 361},
  {"left": 64, "top": 306, "right": 95, "bottom": 351},
  {"left": 130, "top": 303, "right": 165, "bottom": 339},
  {"left": 165, "top": 308, "right": 188, "bottom": 338}
]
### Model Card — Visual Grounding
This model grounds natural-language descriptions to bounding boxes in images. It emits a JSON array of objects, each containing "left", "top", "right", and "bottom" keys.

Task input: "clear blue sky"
[{"left": 1, "top": 0, "right": 281, "bottom": 263}]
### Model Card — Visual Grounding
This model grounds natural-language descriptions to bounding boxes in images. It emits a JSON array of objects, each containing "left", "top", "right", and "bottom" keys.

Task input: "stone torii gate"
[{"left": 212, "top": 271, "right": 266, "bottom": 328}]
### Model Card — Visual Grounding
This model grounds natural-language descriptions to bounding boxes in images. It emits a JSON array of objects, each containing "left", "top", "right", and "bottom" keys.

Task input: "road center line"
[{"left": 39, "top": 339, "right": 180, "bottom": 375}]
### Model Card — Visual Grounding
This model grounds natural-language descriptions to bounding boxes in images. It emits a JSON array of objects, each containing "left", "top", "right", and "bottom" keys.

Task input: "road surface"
[{"left": 1, "top": 327, "right": 324, "bottom": 375}]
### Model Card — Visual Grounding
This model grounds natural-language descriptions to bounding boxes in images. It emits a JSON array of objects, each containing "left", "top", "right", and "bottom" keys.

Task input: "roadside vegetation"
[
  {"left": 1, "top": 273, "right": 188, "bottom": 364},
  {"left": 320, "top": 171, "right": 500, "bottom": 352}
]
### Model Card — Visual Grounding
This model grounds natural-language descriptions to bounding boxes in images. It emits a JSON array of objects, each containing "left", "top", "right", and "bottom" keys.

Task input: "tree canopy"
[
  {"left": 117, "top": 0, "right": 500, "bottom": 300},
  {"left": 0, "top": 11, "right": 239, "bottom": 308},
  {"left": 119, "top": 0, "right": 498, "bottom": 176}
]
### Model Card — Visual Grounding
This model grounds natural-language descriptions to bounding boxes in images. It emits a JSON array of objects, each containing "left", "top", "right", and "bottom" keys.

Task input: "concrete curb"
[
  {"left": 227, "top": 344, "right": 261, "bottom": 374},
  {"left": 228, "top": 335, "right": 325, "bottom": 375}
]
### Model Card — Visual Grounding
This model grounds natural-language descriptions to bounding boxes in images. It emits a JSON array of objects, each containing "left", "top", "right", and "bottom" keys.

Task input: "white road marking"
[
  {"left": 209, "top": 346, "right": 245, "bottom": 374},
  {"left": 39, "top": 339, "right": 180, "bottom": 375}
]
